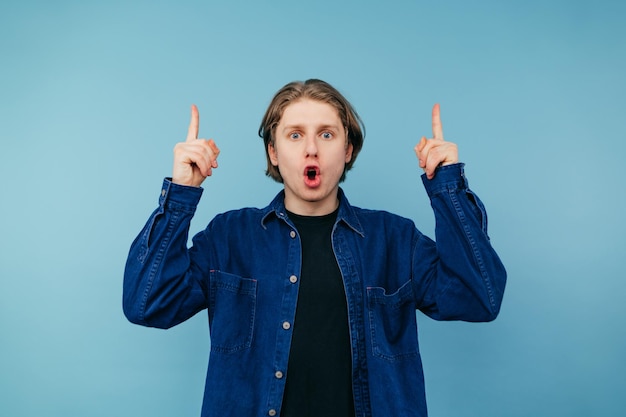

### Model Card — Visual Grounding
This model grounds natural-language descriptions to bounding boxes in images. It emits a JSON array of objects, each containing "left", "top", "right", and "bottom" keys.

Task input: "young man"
[{"left": 123, "top": 79, "right": 506, "bottom": 417}]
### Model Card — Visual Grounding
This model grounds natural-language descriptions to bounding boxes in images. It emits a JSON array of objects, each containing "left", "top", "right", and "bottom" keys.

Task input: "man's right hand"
[{"left": 172, "top": 105, "right": 220, "bottom": 187}]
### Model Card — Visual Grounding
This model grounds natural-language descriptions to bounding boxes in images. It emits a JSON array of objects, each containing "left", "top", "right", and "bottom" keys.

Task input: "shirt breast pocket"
[
  {"left": 366, "top": 280, "right": 419, "bottom": 361},
  {"left": 208, "top": 270, "right": 257, "bottom": 354}
]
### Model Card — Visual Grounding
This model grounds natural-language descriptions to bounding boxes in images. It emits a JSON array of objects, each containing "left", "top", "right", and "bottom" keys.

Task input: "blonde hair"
[{"left": 258, "top": 79, "right": 365, "bottom": 183}]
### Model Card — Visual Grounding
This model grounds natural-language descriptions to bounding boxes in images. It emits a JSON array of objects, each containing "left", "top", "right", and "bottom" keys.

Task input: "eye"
[
  {"left": 289, "top": 132, "right": 301, "bottom": 140},
  {"left": 321, "top": 132, "right": 333, "bottom": 140}
]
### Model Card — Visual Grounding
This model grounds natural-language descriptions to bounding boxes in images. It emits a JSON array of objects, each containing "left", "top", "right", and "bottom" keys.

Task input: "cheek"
[{"left": 331, "top": 155, "right": 348, "bottom": 175}]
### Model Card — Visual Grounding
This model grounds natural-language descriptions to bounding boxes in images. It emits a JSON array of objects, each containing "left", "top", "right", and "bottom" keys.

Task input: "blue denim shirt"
[{"left": 123, "top": 163, "right": 506, "bottom": 417}]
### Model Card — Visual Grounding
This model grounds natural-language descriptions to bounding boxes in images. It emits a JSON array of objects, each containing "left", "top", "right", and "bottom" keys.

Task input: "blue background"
[{"left": 1, "top": 0, "right": 625, "bottom": 415}]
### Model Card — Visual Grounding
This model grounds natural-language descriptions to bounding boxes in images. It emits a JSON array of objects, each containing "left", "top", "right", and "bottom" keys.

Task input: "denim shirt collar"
[{"left": 260, "top": 187, "right": 365, "bottom": 237}]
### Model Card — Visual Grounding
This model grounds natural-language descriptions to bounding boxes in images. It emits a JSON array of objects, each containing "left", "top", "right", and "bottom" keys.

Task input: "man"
[{"left": 123, "top": 79, "right": 506, "bottom": 417}]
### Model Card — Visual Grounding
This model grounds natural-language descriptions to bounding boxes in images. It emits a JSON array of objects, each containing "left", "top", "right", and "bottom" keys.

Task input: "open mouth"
[{"left": 304, "top": 166, "right": 320, "bottom": 186}]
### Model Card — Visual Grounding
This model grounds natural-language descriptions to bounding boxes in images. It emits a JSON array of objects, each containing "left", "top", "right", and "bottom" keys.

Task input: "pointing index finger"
[
  {"left": 432, "top": 103, "right": 444, "bottom": 140},
  {"left": 187, "top": 104, "right": 199, "bottom": 142}
]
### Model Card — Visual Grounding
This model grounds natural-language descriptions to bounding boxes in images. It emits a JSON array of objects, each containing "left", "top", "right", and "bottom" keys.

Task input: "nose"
[{"left": 305, "top": 136, "right": 318, "bottom": 157}]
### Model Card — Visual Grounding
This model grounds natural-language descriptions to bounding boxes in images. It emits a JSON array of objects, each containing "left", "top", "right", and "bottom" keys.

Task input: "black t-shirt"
[{"left": 280, "top": 209, "right": 355, "bottom": 417}]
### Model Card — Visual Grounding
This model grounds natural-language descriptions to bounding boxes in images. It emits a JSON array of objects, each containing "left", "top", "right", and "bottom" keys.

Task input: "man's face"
[{"left": 269, "top": 99, "right": 353, "bottom": 215}]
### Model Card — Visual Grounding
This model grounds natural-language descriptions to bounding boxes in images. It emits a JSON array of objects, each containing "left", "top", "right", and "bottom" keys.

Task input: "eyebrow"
[{"left": 280, "top": 123, "right": 342, "bottom": 133}]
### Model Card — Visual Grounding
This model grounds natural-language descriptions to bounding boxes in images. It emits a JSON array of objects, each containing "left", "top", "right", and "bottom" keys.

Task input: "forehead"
[{"left": 278, "top": 99, "right": 342, "bottom": 127}]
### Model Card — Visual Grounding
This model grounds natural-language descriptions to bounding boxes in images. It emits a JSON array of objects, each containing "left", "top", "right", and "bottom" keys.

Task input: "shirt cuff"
[
  {"left": 421, "top": 163, "right": 469, "bottom": 197},
  {"left": 158, "top": 178, "right": 204, "bottom": 210}
]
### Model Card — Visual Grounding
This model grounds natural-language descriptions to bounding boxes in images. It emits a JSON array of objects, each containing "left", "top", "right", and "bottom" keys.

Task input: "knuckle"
[{"left": 173, "top": 142, "right": 185, "bottom": 155}]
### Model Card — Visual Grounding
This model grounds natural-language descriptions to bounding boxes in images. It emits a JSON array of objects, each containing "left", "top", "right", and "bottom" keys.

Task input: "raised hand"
[
  {"left": 172, "top": 105, "right": 220, "bottom": 187},
  {"left": 414, "top": 103, "right": 458, "bottom": 180}
]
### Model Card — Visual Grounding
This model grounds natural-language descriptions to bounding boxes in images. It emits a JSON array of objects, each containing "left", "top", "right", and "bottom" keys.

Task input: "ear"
[
  {"left": 268, "top": 141, "right": 279, "bottom": 166},
  {"left": 345, "top": 142, "right": 354, "bottom": 164}
]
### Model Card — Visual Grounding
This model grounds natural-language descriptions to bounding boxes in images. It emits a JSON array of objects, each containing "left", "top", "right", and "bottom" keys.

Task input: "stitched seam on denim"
[
  {"left": 367, "top": 308, "right": 419, "bottom": 361},
  {"left": 138, "top": 206, "right": 165, "bottom": 263},
  {"left": 139, "top": 208, "right": 181, "bottom": 323},
  {"left": 367, "top": 284, "right": 419, "bottom": 361},
  {"left": 332, "top": 228, "right": 371, "bottom": 415},
  {"left": 427, "top": 177, "right": 463, "bottom": 198},
  {"left": 468, "top": 189, "right": 489, "bottom": 234},
  {"left": 214, "top": 280, "right": 256, "bottom": 295},
  {"left": 209, "top": 274, "right": 257, "bottom": 354},
  {"left": 165, "top": 199, "right": 198, "bottom": 214},
  {"left": 448, "top": 188, "right": 495, "bottom": 310},
  {"left": 210, "top": 304, "right": 255, "bottom": 353}
]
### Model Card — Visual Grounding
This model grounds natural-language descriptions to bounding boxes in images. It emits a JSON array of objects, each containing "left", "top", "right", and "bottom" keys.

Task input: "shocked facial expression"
[{"left": 268, "top": 99, "right": 353, "bottom": 216}]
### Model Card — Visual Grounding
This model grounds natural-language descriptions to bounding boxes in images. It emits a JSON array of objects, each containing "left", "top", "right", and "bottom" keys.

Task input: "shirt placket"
[
  {"left": 333, "top": 221, "right": 372, "bottom": 417},
  {"left": 265, "top": 215, "right": 301, "bottom": 416}
]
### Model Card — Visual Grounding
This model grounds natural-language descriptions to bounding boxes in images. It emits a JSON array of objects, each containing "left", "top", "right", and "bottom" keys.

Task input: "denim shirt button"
[
  {"left": 289, "top": 275, "right": 298, "bottom": 284},
  {"left": 289, "top": 230, "right": 296, "bottom": 238},
  {"left": 274, "top": 370, "right": 283, "bottom": 379},
  {"left": 161, "top": 189, "right": 166, "bottom": 197},
  {"left": 268, "top": 409, "right": 277, "bottom": 416},
  {"left": 282, "top": 321, "right": 291, "bottom": 330}
]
